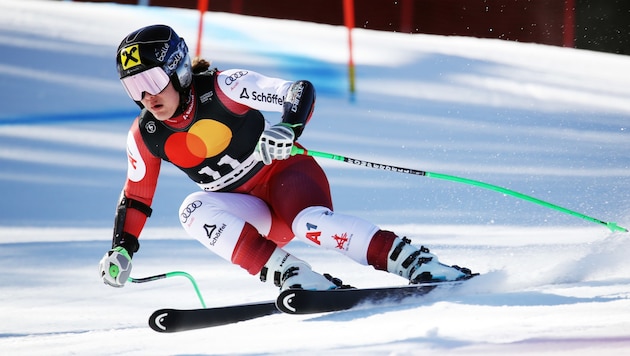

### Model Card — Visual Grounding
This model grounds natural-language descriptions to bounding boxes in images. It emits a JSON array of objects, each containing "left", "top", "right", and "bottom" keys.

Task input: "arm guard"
[
  {"left": 112, "top": 192, "right": 153, "bottom": 257},
  {"left": 281, "top": 80, "right": 315, "bottom": 139}
]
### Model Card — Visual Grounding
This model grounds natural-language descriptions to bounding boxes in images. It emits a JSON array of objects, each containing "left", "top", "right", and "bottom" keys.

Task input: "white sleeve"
[
  {"left": 126, "top": 130, "right": 146, "bottom": 183},
  {"left": 216, "top": 69, "right": 292, "bottom": 113}
]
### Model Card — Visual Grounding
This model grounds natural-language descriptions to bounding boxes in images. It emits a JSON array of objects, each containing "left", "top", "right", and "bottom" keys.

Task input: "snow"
[{"left": 1, "top": 0, "right": 630, "bottom": 354}]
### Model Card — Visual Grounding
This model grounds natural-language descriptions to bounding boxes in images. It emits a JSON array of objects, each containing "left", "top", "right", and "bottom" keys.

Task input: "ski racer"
[{"left": 99, "top": 24, "right": 475, "bottom": 291}]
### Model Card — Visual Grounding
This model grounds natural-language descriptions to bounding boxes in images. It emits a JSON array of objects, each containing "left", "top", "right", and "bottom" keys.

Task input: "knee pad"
[{"left": 291, "top": 206, "right": 379, "bottom": 265}]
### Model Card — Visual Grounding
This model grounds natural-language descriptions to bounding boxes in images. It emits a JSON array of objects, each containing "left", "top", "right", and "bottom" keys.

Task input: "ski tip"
[
  {"left": 148, "top": 309, "right": 176, "bottom": 333},
  {"left": 276, "top": 289, "right": 298, "bottom": 314}
]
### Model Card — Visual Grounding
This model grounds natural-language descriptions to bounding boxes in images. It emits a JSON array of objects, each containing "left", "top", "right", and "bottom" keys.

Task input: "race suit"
[{"left": 115, "top": 68, "right": 383, "bottom": 276}]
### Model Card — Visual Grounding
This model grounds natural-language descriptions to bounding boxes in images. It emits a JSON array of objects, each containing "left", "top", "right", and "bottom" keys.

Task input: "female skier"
[{"left": 99, "top": 24, "right": 474, "bottom": 291}]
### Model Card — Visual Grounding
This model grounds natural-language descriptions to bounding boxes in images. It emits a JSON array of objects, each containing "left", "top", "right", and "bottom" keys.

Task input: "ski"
[
  {"left": 276, "top": 280, "right": 463, "bottom": 314},
  {"left": 148, "top": 301, "right": 280, "bottom": 333},
  {"left": 148, "top": 280, "right": 469, "bottom": 332}
]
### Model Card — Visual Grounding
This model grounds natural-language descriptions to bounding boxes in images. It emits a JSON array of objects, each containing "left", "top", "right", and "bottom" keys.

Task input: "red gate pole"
[
  {"left": 343, "top": 0, "right": 356, "bottom": 95},
  {"left": 563, "top": 0, "right": 575, "bottom": 48},
  {"left": 196, "top": 0, "right": 209, "bottom": 57},
  {"left": 400, "top": 0, "right": 413, "bottom": 33}
]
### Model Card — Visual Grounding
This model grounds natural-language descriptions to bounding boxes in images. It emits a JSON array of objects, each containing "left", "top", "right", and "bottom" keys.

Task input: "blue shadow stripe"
[{"left": 0, "top": 109, "right": 139, "bottom": 125}]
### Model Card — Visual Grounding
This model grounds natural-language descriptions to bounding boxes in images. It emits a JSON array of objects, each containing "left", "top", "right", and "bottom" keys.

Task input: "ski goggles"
[{"left": 120, "top": 66, "right": 170, "bottom": 101}]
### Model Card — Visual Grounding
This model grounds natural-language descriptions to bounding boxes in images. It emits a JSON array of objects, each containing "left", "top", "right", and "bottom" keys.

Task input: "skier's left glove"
[
  {"left": 99, "top": 246, "right": 132, "bottom": 288},
  {"left": 256, "top": 123, "right": 295, "bottom": 165}
]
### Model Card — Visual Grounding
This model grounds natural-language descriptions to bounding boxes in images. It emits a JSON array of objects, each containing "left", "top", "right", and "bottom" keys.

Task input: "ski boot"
[
  {"left": 260, "top": 247, "right": 344, "bottom": 291},
  {"left": 388, "top": 237, "right": 475, "bottom": 283}
]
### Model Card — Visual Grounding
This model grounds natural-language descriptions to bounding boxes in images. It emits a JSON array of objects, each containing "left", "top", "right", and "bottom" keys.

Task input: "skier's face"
[{"left": 140, "top": 81, "right": 180, "bottom": 121}]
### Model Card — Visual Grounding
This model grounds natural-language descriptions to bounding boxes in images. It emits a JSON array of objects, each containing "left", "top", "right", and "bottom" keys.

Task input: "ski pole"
[
  {"left": 128, "top": 271, "right": 207, "bottom": 308},
  {"left": 291, "top": 146, "right": 628, "bottom": 233}
]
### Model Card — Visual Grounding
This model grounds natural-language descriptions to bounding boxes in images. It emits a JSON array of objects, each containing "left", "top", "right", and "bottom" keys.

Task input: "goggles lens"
[{"left": 120, "top": 66, "right": 170, "bottom": 101}]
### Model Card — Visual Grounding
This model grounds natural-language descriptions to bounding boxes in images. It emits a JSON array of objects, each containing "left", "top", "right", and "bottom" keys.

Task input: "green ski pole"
[
  {"left": 129, "top": 271, "right": 207, "bottom": 308},
  {"left": 291, "top": 146, "right": 627, "bottom": 233}
]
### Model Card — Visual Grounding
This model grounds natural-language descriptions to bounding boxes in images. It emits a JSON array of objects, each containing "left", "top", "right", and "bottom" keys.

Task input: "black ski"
[
  {"left": 148, "top": 280, "right": 468, "bottom": 332},
  {"left": 276, "top": 280, "right": 460, "bottom": 314},
  {"left": 148, "top": 301, "right": 280, "bottom": 333}
]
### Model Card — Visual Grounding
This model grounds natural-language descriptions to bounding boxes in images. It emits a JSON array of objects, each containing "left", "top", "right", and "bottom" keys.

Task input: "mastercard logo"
[{"left": 164, "top": 119, "right": 232, "bottom": 168}]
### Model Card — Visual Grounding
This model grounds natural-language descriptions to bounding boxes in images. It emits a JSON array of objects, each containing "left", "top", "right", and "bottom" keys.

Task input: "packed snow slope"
[{"left": 1, "top": 1, "right": 630, "bottom": 355}]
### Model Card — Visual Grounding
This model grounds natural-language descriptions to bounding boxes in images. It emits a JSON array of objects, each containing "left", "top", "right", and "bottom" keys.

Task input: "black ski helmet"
[{"left": 116, "top": 24, "right": 192, "bottom": 94}]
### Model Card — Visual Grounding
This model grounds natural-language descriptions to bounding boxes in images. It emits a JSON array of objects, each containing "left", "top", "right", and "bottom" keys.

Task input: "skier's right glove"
[
  {"left": 99, "top": 246, "right": 132, "bottom": 288},
  {"left": 256, "top": 123, "right": 295, "bottom": 165}
]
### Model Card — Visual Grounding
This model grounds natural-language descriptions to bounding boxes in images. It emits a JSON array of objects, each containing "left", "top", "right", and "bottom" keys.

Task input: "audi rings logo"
[
  {"left": 180, "top": 200, "right": 202, "bottom": 223},
  {"left": 224, "top": 70, "right": 248, "bottom": 86}
]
